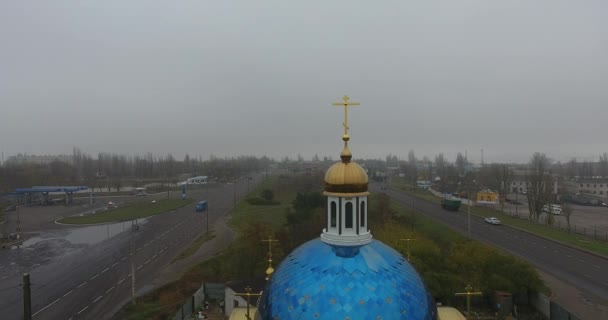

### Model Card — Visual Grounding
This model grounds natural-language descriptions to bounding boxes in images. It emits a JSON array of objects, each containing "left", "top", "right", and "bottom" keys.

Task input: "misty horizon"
[{"left": 1, "top": 1, "right": 606, "bottom": 164}]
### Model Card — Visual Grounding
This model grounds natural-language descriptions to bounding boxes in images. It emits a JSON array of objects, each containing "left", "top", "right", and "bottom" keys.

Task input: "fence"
[
  {"left": 530, "top": 292, "right": 580, "bottom": 320},
  {"left": 172, "top": 282, "right": 226, "bottom": 320},
  {"left": 172, "top": 282, "right": 206, "bottom": 320}
]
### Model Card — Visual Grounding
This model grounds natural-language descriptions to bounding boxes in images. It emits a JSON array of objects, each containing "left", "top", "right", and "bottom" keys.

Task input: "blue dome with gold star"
[{"left": 257, "top": 239, "right": 437, "bottom": 320}]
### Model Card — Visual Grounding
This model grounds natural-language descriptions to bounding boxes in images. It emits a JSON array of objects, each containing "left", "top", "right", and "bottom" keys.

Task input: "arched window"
[
  {"left": 360, "top": 201, "right": 366, "bottom": 227},
  {"left": 345, "top": 202, "right": 353, "bottom": 228},
  {"left": 330, "top": 201, "right": 337, "bottom": 228}
]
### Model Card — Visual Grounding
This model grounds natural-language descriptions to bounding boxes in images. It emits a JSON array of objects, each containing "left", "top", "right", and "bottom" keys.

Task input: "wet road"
[
  {"left": 377, "top": 183, "right": 608, "bottom": 318},
  {"left": 0, "top": 176, "right": 261, "bottom": 320}
]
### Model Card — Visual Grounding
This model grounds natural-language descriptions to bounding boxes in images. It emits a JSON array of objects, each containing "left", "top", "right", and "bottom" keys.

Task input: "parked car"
[
  {"left": 484, "top": 217, "right": 502, "bottom": 225},
  {"left": 542, "top": 204, "right": 562, "bottom": 215}
]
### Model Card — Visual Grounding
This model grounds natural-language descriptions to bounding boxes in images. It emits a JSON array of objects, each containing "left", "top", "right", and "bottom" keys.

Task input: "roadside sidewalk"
[
  {"left": 538, "top": 270, "right": 608, "bottom": 320},
  {"left": 151, "top": 213, "right": 235, "bottom": 287}
]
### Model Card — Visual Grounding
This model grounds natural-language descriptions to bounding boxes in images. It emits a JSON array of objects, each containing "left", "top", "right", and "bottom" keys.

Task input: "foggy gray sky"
[{"left": 1, "top": 0, "right": 607, "bottom": 164}]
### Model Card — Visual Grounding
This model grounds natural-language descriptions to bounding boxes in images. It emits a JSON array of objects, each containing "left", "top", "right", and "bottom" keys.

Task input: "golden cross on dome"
[
  {"left": 262, "top": 235, "right": 279, "bottom": 280},
  {"left": 332, "top": 95, "right": 360, "bottom": 141},
  {"left": 235, "top": 286, "right": 262, "bottom": 320},
  {"left": 400, "top": 237, "right": 416, "bottom": 261},
  {"left": 455, "top": 285, "right": 483, "bottom": 316}
]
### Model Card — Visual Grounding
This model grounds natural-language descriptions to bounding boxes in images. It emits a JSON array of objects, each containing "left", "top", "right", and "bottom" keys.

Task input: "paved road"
[
  {"left": 375, "top": 184, "right": 608, "bottom": 314},
  {"left": 0, "top": 175, "right": 261, "bottom": 320}
]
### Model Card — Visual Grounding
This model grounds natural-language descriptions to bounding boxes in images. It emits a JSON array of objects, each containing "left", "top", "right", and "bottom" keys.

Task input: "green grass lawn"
[
  {"left": 390, "top": 177, "right": 608, "bottom": 257},
  {"left": 57, "top": 198, "right": 194, "bottom": 224},
  {"left": 228, "top": 176, "right": 291, "bottom": 232}
]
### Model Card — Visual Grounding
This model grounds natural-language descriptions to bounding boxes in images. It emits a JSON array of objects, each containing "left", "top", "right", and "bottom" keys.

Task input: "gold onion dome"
[{"left": 324, "top": 143, "right": 368, "bottom": 193}]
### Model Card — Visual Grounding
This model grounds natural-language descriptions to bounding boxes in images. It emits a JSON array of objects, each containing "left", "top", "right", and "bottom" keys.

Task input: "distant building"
[
  {"left": 476, "top": 190, "right": 500, "bottom": 204},
  {"left": 5, "top": 153, "right": 73, "bottom": 165},
  {"left": 510, "top": 175, "right": 559, "bottom": 195},
  {"left": 179, "top": 176, "right": 208, "bottom": 185},
  {"left": 417, "top": 180, "right": 432, "bottom": 189},
  {"left": 564, "top": 180, "right": 608, "bottom": 199}
]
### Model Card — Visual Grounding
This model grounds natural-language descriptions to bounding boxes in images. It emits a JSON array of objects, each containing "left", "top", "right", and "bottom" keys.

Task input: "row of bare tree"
[{"left": 0, "top": 147, "right": 273, "bottom": 192}]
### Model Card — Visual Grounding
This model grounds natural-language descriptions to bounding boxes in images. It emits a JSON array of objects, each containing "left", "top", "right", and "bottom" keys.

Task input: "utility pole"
[
  {"left": 411, "top": 178, "right": 416, "bottom": 230},
  {"left": 16, "top": 204, "right": 21, "bottom": 240},
  {"left": 515, "top": 191, "right": 519, "bottom": 217},
  {"left": 468, "top": 190, "right": 471, "bottom": 238},
  {"left": 481, "top": 148, "right": 484, "bottom": 167},
  {"left": 206, "top": 182, "right": 209, "bottom": 234},
  {"left": 129, "top": 231, "right": 136, "bottom": 305},
  {"left": 23, "top": 273, "right": 31, "bottom": 320}
]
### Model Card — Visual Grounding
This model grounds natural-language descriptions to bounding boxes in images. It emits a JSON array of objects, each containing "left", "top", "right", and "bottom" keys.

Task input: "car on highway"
[
  {"left": 107, "top": 201, "right": 117, "bottom": 209},
  {"left": 484, "top": 217, "right": 502, "bottom": 225}
]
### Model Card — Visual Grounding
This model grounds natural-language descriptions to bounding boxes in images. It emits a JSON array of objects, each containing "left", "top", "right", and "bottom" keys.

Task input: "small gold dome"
[{"left": 324, "top": 150, "right": 368, "bottom": 193}]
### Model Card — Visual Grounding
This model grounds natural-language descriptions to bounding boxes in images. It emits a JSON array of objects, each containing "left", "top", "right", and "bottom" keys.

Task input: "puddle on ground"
[{"left": 21, "top": 219, "right": 148, "bottom": 247}]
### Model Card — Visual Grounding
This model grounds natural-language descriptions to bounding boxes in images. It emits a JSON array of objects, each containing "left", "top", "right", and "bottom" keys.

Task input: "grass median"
[
  {"left": 228, "top": 175, "right": 290, "bottom": 232},
  {"left": 57, "top": 198, "right": 194, "bottom": 225},
  {"left": 390, "top": 178, "right": 608, "bottom": 257}
]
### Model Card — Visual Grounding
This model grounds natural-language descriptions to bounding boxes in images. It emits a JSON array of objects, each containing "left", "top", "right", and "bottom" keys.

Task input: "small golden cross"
[
  {"left": 262, "top": 235, "right": 279, "bottom": 280},
  {"left": 332, "top": 95, "right": 360, "bottom": 140},
  {"left": 455, "top": 285, "right": 483, "bottom": 316},
  {"left": 235, "top": 286, "right": 262, "bottom": 320},
  {"left": 400, "top": 237, "right": 416, "bottom": 261}
]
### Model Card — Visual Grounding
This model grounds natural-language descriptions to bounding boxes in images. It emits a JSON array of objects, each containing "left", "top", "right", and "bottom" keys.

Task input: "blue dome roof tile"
[{"left": 259, "top": 239, "right": 437, "bottom": 320}]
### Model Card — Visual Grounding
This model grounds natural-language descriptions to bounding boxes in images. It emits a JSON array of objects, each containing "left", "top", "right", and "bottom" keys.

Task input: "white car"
[{"left": 485, "top": 217, "right": 502, "bottom": 225}]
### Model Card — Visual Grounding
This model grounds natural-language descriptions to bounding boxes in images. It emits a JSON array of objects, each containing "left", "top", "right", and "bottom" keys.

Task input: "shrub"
[{"left": 246, "top": 197, "right": 280, "bottom": 206}]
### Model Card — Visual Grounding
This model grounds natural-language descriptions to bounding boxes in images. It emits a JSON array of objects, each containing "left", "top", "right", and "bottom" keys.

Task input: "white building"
[
  {"left": 510, "top": 177, "right": 558, "bottom": 195},
  {"left": 573, "top": 180, "right": 608, "bottom": 198},
  {"left": 179, "top": 176, "right": 208, "bottom": 185}
]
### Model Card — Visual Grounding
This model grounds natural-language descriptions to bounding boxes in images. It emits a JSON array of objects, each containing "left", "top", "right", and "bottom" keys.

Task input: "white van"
[{"left": 542, "top": 204, "right": 562, "bottom": 215}]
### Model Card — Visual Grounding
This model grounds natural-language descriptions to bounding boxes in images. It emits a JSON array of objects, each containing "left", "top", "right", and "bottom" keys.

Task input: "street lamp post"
[
  {"left": 206, "top": 182, "right": 209, "bottom": 234},
  {"left": 468, "top": 192, "right": 471, "bottom": 238},
  {"left": 232, "top": 178, "right": 237, "bottom": 208},
  {"left": 515, "top": 191, "right": 519, "bottom": 217}
]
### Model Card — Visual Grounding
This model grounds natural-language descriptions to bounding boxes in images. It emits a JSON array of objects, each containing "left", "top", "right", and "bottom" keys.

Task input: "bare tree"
[
  {"left": 562, "top": 202, "right": 573, "bottom": 233},
  {"left": 408, "top": 150, "right": 418, "bottom": 182},
  {"left": 485, "top": 164, "right": 512, "bottom": 211},
  {"left": 527, "top": 153, "right": 553, "bottom": 222},
  {"left": 455, "top": 152, "right": 466, "bottom": 175},
  {"left": 566, "top": 158, "right": 577, "bottom": 179},
  {"left": 599, "top": 153, "right": 608, "bottom": 178},
  {"left": 434, "top": 153, "right": 447, "bottom": 191}
]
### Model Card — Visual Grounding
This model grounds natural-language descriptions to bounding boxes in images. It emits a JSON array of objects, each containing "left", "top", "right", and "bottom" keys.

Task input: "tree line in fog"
[{"left": 0, "top": 147, "right": 273, "bottom": 191}]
